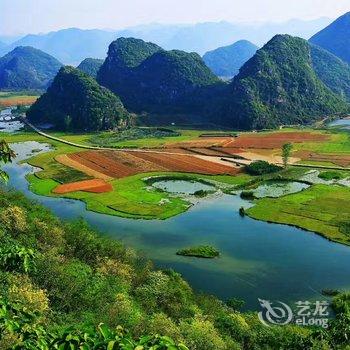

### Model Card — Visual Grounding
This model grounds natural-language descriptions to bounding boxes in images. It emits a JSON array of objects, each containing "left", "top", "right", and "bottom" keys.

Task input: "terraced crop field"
[{"left": 64, "top": 150, "right": 241, "bottom": 178}]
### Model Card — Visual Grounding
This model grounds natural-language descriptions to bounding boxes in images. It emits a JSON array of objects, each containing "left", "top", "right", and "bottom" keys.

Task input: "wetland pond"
[
  {"left": 150, "top": 179, "right": 215, "bottom": 195},
  {"left": 2, "top": 128, "right": 350, "bottom": 310}
]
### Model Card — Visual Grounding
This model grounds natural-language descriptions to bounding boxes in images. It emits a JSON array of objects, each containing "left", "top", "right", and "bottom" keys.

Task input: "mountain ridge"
[
  {"left": 221, "top": 34, "right": 348, "bottom": 129},
  {"left": 203, "top": 40, "right": 258, "bottom": 78},
  {"left": 0, "top": 46, "right": 62, "bottom": 90},
  {"left": 310, "top": 12, "right": 350, "bottom": 64},
  {"left": 27, "top": 66, "right": 128, "bottom": 131},
  {"left": 0, "top": 17, "right": 332, "bottom": 63}
]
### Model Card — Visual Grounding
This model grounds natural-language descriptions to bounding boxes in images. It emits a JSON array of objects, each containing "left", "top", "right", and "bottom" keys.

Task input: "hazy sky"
[{"left": 1, "top": 0, "right": 349, "bottom": 35}]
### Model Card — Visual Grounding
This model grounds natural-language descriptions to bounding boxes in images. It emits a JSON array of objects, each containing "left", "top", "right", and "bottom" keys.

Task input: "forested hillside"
[
  {"left": 98, "top": 37, "right": 224, "bottom": 115},
  {"left": 310, "top": 12, "right": 350, "bottom": 65},
  {"left": 27, "top": 66, "right": 128, "bottom": 131},
  {"left": 77, "top": 58, "right": 104, "bottom": 78},
  {"left": 0, "top": 46, "right": 62, "bottom": 90},
  {"left": 220, "top": 35, "right": 348, "bottom": 129}
]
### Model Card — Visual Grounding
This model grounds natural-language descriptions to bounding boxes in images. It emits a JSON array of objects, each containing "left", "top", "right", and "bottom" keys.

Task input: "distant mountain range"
[
  {"left": 0, "top": 17, "right": 331, "bottom": 64},
  {"left": 6, "top": 12, "right": 350, "bottom": 131},
  {"left": 0, "top": 29, "right": 116, "bottom": 65},
  {"left": 0, "top": 46, "right": 62, "bottom": 90},
  {"left": 310, "top": 12, "right": 350, "bottom": 65},
  {"left": 203, "top": 40, "right": 258, "bottom": 78}
]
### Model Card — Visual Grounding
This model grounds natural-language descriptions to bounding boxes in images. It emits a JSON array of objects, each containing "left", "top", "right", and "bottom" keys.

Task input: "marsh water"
[
  {"left": 329, "top": 117, "right": 350, "bottom": 129},
  {"left": 2, "top": 116, "right": 350, "bottom": 310}
]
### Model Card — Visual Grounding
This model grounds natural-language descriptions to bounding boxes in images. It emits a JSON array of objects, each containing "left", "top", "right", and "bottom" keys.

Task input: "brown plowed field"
[
  {"left": 225, "top": 132, "right": 329, "bottom": 149},
  {"left": 130, "top": 151, "right": 240, "bottom": 175},
  {"left": 182, "top": 148, "right": 232, "bottom": 157},
  {"left": 67, "top": 150, "right": 240, "bottom": 178},
  {"left": 295, "top": 151, "right": 350, "bottom": 167},
  {"left": 53, "top": 179, "right": 113, "bottom": 194},
  {"left": 67, "top": 150, "right": 166, "bottom": 178}
]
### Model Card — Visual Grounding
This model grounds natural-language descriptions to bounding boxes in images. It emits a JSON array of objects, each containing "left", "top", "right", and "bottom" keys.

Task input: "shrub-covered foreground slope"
[
  {"left": 0, "top": 188, "right": 350, "bottom": 349},
  {"left": 27, "top": 66, "right": 129, "bottom": 131}
]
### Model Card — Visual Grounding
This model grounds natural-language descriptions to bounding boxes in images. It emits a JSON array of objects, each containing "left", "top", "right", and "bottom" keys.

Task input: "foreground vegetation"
[{"left": 0, "top": 188, "right": 350, "bottom": 349}]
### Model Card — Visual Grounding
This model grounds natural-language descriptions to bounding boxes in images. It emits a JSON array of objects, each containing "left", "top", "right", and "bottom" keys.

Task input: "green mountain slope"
[
  {"left": 27, "top": 66, "right": 128, "bottom": 131},
  {"left": 0, "top": 46, "right": 62, "bottom": 90},
  {"left": 222, "top": 35, "right": 348, "bottom": 130},
  {"left": 203, "top": 40, "right": 258, "bottom": 78},
  {"left": 310, "top": 44, "right": 350, "bottom": 102},
  {"left": 310, "top": 12, "right": 350, "bottom": 64},
  {"left": 98, "top": 37, "right": 223, "bottom": 115},
  {"left": 77, "top": 58, "right": 104, "bottom": 78}
]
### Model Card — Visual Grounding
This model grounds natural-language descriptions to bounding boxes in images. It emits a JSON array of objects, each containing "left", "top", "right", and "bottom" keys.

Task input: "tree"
[
  {"left": 282, "top": 143, "right": 293, "bottom": 168},
  {"left": 64, "top": 115, "right": 72, "bottom": 131},
  {"left": 0, "top": 140, "right": 15, "bottom": 182}
]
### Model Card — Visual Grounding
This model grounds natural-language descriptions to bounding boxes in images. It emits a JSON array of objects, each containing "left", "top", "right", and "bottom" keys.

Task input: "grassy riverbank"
[
  {"left": 247, "top": 184, "right": 350, "bottom": 246},
  {"left": 27, "top": 171, "right": 251, "bottom": 219}
]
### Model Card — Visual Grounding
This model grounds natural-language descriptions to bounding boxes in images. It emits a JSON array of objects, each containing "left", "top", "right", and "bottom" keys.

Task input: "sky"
[{"left": 1, "top": 0, "right": 349, "bottom": 36}]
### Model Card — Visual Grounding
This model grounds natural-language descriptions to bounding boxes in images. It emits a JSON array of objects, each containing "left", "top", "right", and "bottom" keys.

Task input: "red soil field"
[
  {"left": 53, "top": 179, "right": 113, "bottom": 194},
  {"left": 225, "top": 132, "right": 329, "bottom": 149},
  {"left": 130, "top": 151, "right": 240, "bottom": 175},
  {"left": 67, "top": 150, "right": 240, "bottom": 179},
  {"left": 68, "top": 151, "right": 165, "bottom": 178},
  {"left": 295, "top": 151, "right": 350, "bottom": 167}
]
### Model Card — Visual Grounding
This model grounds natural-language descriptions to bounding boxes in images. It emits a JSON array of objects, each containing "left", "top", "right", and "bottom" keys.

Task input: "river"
[{"left": 1, "top": 112, "right": 350, "bottom": 310}]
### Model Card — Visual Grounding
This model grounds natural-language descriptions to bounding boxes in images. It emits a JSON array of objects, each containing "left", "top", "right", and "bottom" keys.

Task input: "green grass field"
[
  {"left": 26, "top": 171, "right": 252, "bottom": 219},
  {"left": 247, "top": 184, "right": 350, "bottom": 245}
]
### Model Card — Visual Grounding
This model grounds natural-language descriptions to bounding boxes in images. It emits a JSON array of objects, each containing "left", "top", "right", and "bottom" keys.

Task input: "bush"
[
  {"left": 176, "top": 246, "right": 220, "bottom": 258},
  {"left": 245, "top": 160, "right": 282, "bottom": 175},
  {"left": 318, "top": 171, "right": 346, "bottom": 180},
  {"left": 240, "top": 190, "right": 256, "bottom": 200}
]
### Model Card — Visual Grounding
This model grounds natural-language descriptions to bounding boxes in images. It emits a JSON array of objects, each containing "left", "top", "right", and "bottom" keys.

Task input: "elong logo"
[{"left": 258, "top": 298, "right": 330, "bottom": 328}]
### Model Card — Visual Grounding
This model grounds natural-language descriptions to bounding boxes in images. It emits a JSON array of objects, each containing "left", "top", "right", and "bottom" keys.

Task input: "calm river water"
[{"left": 2, "top": 112, "right": 350, "bottom": 310}]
